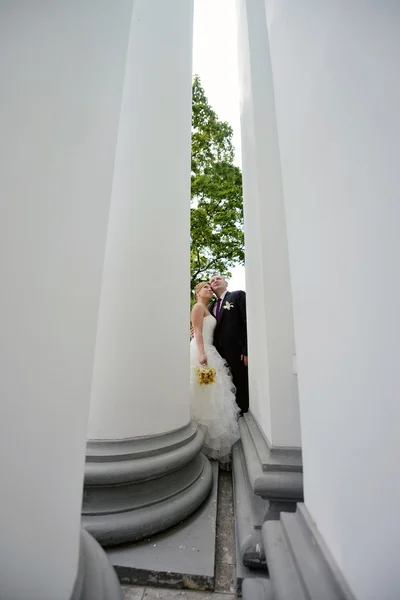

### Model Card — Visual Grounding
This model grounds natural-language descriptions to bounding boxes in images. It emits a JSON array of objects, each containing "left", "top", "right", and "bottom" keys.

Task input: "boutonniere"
[{"left": 223, "top": 301, "right": 234, "bottom": 311}]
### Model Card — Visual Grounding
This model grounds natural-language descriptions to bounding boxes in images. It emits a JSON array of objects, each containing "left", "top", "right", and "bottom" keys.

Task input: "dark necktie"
[{"left": 216, "top": 297, "right": 222, "bottom": 321}]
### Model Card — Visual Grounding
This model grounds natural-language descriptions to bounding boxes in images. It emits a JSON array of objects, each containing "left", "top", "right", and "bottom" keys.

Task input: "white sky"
[{"left": 192, "top": 0, "right": 246, "bottom": 291}]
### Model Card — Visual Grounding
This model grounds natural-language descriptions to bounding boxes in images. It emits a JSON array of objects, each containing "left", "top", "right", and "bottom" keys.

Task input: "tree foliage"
[{"left": 190, "top": 76, "right": 244, "bottom": 290}]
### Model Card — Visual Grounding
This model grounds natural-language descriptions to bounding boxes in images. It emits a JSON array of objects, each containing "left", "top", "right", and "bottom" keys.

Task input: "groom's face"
[{"left": 210, "top": 275, "right": 227, "bottom": 296}]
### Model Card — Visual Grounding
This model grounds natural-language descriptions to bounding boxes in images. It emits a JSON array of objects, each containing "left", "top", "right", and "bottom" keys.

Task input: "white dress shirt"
[{"left": 213, "top": 290, "right": 228, "bottom": 317}]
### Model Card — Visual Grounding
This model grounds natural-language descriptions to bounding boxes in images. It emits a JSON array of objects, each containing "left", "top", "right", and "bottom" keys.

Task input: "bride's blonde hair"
[{"left": 194, "top": 281, "right": 210, "bottom": 300}]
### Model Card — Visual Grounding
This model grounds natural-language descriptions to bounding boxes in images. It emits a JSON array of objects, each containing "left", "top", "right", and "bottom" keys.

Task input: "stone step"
[
  {"left": 232, "top": 442, "right": 268, "bottom": 570},
  {"left": 108, "top": 461, "right": 218, "bottom": 591},
  {"left": 232, "top": 442, "right": 269, "bottom": 597},
  {"left": 239, "top": 415, "right": 303, "bottom": 502},
  {"left": 261, "top": 505, "right": 355, "bottom": 600}
]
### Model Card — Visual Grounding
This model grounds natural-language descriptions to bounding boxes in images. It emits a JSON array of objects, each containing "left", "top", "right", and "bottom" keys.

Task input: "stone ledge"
[
  {"left": 262, "top": 505, "right": 356, "bottom": 600},
  {"left": 71, "top": 529, "right": 122, "bottom": 600},
  {"left": 244, "top": 413, "right": 302, "bottom": 473},
  {"left": 108, "top": 461, "right": 219, "bottom": 592},
  {"left": 83, "top": 453, "right": 213, "bottom": 546},
  {"left": 83, "top": 423, "right": 213, "bottom": 546},
  {"left": 86, "top": 422, "right": 203, "bottom": 485},
  {"left": 239, "top": 415, "right": 303, "bottom": 502},
  {"left": 242, "top": 578, "right": 274, "bottom": 600},
  {"left": 232, "top": 442, "right": 268, "bottom": 570},
  {"left": 232, "top": 442, "right": 269, "bottom": 596}
]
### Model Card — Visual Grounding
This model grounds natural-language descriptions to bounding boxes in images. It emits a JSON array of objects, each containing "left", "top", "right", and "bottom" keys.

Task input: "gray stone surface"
[
  {"left": 83, "top": 422, "right": 213, "bottom": 546},
  {"left": 232, "top": 442, "right": 268, "bottom": 570},
  {"left": 119, "top": 468, "right": 239, "bottom": 600},
  {"left": 215, "top": 563, "right": 236, "bottom": 595},
  {"left": 71, "top": 529, "right": 122, "bottom": 600},
  {"left": 216, "top": 526, "right": 234, "bottom": 566},
  {"left": 262, "top": 504, "right": 356, "bottom": 600},
  {"left": 215, "top": 469, "right": 236, "bottom": 592},
  {"left": 242, "top": 579, "right": 274, "bottom": 600},
  {"left": 232, "top": 440, "right": 270, "bottom": 596},
  {"left": 108, "top": 461, "right": 219, "bottom": 591},
  {"left": 239, "top": 415, "right": 303, "bottom": 502},
  {"left": 121, "top": 588, "right": 235, "bottom": 600},
  {"left": 244, "top": 413, "right": 302, "bottom": 472},
  {"left": 121, "top": 587, "right": 145, "bottom": 600},
  {"left": 86, "top": 422, "right": 203, "bottom": 485},
  {"left": 84, "top": 453, "right": 213, "bottom": 546},
  {"left": 234, "top": 521, "right": 268, "bottom": 598}
]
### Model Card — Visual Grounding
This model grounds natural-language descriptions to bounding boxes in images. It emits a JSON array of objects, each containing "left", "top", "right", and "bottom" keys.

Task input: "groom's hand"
[{"left": 241, "top": 354, "right": 248, "bottom": 367}]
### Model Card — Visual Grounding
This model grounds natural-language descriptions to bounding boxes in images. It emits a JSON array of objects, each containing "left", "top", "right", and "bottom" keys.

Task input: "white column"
[
  {"left": 87, "top": 0, "right": 193, "bottom": 441},
  {"left": 266, "top": 2, "right": 400, "bottom": 599},
  {"left": 236, "top": 0, "right": 301, "bottom": 448},
  {"left": 83, "top": 0, "right": 212, "bottom": 546},
  {"left": 0, "top": 3, "right": 134, "bottom": 599}
]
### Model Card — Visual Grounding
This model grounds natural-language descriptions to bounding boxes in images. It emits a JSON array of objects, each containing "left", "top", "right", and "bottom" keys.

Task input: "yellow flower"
[{"left": 196, "top": 366, "right": 216, "bottom": 385}]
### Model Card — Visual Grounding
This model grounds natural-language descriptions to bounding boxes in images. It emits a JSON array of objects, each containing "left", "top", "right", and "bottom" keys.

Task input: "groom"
[{"left": 208, "top": 275, "right": 249, "bottom": 414}]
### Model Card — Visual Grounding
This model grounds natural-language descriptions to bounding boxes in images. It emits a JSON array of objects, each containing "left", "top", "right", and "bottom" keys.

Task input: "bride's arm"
[{"left": 191, "top": 304, "right": 207, "bottom": 365}]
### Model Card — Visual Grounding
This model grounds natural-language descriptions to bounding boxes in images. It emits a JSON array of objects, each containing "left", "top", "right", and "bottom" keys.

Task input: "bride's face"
[{"left": 198, "top": 283, "right": 213, "bottom": 302}]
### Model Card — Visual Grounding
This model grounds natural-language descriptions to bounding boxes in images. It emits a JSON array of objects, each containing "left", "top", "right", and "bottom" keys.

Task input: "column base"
[
  {"left": 82, "top": 422, "right": 213, "bottom": 546},
  {"left": 108, "top": 461, "right": 219, "bottom": 591},
  {"left": 233, "top": 414, "right": 303, "bottom": 595},
  {"left": 239, "top": 413, "right": 303, "bottom": 501},
  {"left": 71, "top": 529, "right": 122, "bottom": 600},
  {"left": 255, "top": 504, "right": 355, "bottom": 600},
  {"left": 233, "top": 442, "right": 268, "bottom": 570}
]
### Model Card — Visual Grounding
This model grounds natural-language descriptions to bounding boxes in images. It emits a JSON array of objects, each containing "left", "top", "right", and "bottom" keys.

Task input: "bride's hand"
[{"left": 200, "top": 353, "right": 208, "bottom": 365}]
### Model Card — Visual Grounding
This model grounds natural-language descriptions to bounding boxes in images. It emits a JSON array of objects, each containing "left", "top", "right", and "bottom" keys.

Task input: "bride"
[{"left": 190, "top": 282, "right": 240, "bottom": 469}]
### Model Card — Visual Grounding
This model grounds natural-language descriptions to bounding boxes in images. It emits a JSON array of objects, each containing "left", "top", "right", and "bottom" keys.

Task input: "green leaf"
[{"left": 191, "top": 76, "right": 244, "bottom": 290}]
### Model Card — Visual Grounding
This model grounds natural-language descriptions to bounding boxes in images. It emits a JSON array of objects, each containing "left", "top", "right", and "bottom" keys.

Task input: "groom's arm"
[{"left": 237, "top": 291, "right": 248, "bottom": 359}]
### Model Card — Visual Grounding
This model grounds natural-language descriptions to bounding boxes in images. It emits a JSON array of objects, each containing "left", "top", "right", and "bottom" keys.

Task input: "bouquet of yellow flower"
[{"left": 196, "top": 365, "right": 216, "bottom": 385}]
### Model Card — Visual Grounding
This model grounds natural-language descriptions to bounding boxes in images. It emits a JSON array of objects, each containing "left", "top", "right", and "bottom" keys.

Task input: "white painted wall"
[
  {"left": 236, "top": 0, "right": 301, "bottom": 447},
  {"left": 0, "top": 3, "right": 133, "bottom": 599},
  {"left": 265, "top": 1, "right": 400, "bottom": 598},
  {"left": 87, "top": 0, "right": 194, "bottom": 440}
]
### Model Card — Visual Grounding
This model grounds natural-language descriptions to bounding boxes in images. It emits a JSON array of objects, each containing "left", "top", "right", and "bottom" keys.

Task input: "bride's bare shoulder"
[
  {"left": 192, "top": 302, "right": 206, "bottom": 313},
  {"left": 191, "top": 302, "right": 206, "bottom": 319}
]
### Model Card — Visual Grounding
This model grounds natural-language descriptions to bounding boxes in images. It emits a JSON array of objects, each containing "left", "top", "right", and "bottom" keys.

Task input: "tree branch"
[{"left": 191, "top": 251, "right": 235, "bottom": 282}]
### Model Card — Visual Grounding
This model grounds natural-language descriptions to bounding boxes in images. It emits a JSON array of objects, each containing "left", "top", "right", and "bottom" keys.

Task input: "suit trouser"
[{"left": 231, "top": 361, "right": 249, "bottom": 414}]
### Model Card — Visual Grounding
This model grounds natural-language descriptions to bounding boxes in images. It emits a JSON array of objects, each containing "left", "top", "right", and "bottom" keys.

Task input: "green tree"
[{"left": 190, "top": 76, "right": 244, "bottom": 291}]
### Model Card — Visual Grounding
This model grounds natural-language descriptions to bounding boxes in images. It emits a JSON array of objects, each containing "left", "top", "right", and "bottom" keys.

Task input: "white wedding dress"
[{"left": 190, "top": 314, "right": 240, "bottom": 467}]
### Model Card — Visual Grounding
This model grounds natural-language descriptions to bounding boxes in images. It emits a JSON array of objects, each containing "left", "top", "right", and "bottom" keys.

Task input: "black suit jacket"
[{"left": 208, "top": 290, "right": 248, "bottom": 370}]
